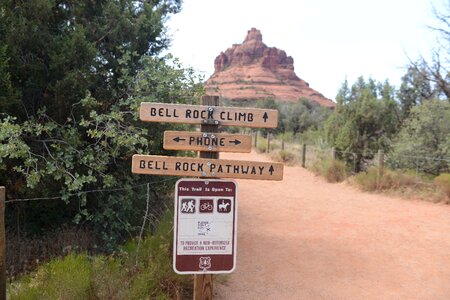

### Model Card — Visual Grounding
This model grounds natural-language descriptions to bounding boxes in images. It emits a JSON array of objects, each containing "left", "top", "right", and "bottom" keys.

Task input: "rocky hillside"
[{"left": 205, "top": 28, "right": 335, "bottom": 108}]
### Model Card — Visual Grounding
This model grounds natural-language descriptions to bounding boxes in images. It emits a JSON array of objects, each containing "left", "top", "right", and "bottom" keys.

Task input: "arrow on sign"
[
  {"left": 229, "top": 139, "right": 241, "bottom": 145},
  {"left": 269, "top": 165, "right": 275, "bottom": 175},
  {"left": 263, "top": 112, "right": 269, "bottom": 123},
  {"left": 173, "top": 137, "right": 186, "bottom": 143}
]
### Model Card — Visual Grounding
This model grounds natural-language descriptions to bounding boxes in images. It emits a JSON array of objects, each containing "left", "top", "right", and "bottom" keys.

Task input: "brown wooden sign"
[
  {"left": 163, "top": 131, "right": 252, "bottom": 153},
  {"left": 140, "top": 103, "right": 278, "bottom": 128},
  {"left": 132, "top": 155, "right": 283, "bottom": 181}
]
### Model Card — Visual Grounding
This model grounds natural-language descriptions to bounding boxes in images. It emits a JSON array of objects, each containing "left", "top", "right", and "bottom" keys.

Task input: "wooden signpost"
[
  {"left": 140, "top": 102, "right": 278, "bottom": 128},
  {"left": 163, "top": 131, "right": 252, "bottom": 153},
  {"left": 132, "top": 95, "right": 283, "bottom": 299},
  {"left": 132, "top": 155, "right": 283, "bottom": 181}
]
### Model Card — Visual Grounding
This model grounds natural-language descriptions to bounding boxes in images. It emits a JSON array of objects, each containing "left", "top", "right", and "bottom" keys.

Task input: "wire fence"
[
  {"left": 2, "top": 177, "right": 179, "bottom": 277},
  {"left": 299, "top": 144, "right": 449, "bottom": 185},
  {"left": 256, "top": 133, "right": 449, "bottom": 185}
]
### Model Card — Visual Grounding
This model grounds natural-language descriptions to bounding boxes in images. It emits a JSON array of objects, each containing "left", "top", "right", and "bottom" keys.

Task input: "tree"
[
  {"left": 281, "top": 98, "right": 331, "bottom": 136},
  {"left": 388, "top": 100, "right": 450, "bottom": 175},
  {"left": 397, "top": 66, "right": 435, "bottom": 119},
  {"left": 407, "top": 3, "right": 450, "bottom": 103},
  {"left": 325, "top": 77, "right": 400, "bottom": 171},
  {"left": 1, "top": 0, "right": 181, "bottom": 122},
  {"left": 0, "top": 1, "right": 206, "bottom": 248}
]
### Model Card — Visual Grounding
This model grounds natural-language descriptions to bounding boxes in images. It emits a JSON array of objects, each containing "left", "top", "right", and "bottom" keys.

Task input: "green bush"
[
  {"left": 273, "top": 150, "right": 295, "bottom": 163},
  {"left": 256, "top": 136, "right": 267, "bottom": 153},
  {"left": 435, "top": 173, "right": 450, "bottom": 199},
  {"left": 8, "top": 210, "right": 192, "bottom": 299},
  {"left": 388, "top": 100, "right": 450, "bottom": 175},
  {"left": 9, "top": 253, "right": 93, "bottom": 300},
  {"left": 312, "top": 158, "right": 347, "bottom": 183},
  {"left": 354, "top": 167, "right": 416, "bottom": 191}
]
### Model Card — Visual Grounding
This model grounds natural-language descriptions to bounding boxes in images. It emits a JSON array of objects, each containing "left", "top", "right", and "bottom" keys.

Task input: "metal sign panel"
[
  {"left": 173, "top": 179, "right": 237, "bottom": 274},
  {"left": 140, "top": 103, "right": 278, "bottom": 128},
  {"left": 132, "top": 155, "right": 283, "bottom": 181},
  {"left": 163, "top": 131, "right": 252, "bottom": 153}
]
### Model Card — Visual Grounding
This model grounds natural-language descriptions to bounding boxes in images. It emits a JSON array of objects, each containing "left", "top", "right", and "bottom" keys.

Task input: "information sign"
[
  {"left": 132, "top": 155, "right": 283, "bottom": 181},
  {"left": 140, "top": 103, "right": 278, "bottom": 128},
  {"left": 173, "top": 179, "right": 237, "bottom": 274},
  {"left": 163, "top": 131, "right": 252, "bottom": 153}
]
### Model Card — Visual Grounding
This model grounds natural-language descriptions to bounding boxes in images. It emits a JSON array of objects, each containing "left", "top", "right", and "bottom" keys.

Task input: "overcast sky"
[{"left": 166, "top": 0, "right": 447, "bottom": 100}]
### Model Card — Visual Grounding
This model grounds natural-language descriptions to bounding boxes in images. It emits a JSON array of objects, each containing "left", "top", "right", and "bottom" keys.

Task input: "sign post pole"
[{"left": 194, "top": 95, "right": 219, "bottom": 300}]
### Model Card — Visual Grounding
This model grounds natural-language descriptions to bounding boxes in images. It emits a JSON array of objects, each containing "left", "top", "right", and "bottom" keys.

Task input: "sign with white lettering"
[
  {"left": 140, "top": 103, "right": 278, "bottom": 128},
  {"left": 163, "top": 131, "right": 252, "bottom": 153},
  {"left": 173, "top": 179, "right": 237, "bottom": 274},
  {"left": 132, "top": 155, "right": 283, "bottom": 181}
]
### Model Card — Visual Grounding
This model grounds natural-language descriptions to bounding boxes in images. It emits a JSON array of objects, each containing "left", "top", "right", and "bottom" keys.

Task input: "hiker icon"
[
  {"left": 217, "top": 199, "right": 231, "bottom": 213},
  {"left": 180, "top": 199, "right": 195, "bottom": 213}
]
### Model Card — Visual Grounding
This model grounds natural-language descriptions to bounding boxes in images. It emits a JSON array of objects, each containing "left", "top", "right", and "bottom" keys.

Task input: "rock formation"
[{"left": 205, "top": 28, "right": 335, "bottom": 108}]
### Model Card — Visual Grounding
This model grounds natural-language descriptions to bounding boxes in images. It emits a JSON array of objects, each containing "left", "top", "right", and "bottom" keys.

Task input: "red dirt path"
[{"left": 215, "top": 151, "right": 450, "bottom": 300}]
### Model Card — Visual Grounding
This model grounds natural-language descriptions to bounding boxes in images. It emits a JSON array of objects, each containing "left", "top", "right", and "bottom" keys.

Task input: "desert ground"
[{"left": 215, "top": 151, "right": 450, "bottom": 300}]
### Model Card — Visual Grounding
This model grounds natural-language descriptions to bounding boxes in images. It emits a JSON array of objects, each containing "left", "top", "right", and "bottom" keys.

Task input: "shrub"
[
  {"left": 9, "top": 253, "right": 93, "bottom": 300},
  {"left": 354, "top": 167, "right": 416, "bottom": 191},
  {"left": 388, "top": 100, "right": 450, "bottom": 175},
  {"left": 256, "top": 136, "right": 267, "bottom": 153},
  {"left": 312, "top": 158, "right": 347, "bottom": 183},
  {"left": 272, "top": 150, "right": 295, "bottom": 163},
  {"left": 8, "top": 210, "right": 193, "bottom": 299},
  {"left": 435, "top": 173, "right": 450, "bottom": 199}
]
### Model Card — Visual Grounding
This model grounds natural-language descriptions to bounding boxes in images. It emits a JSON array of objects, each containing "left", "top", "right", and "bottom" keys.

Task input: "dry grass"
[
  {"left": 351, "top": 168, "right": 448, "bottom": 203},
  {"left": 311, "top": 158, "right": 347, "bottom": 183},
  {"left": 354, "top": 168, "right": 416, "bottom": 191},
  {"left": 435, "top": 173, "right": 450, "bottom": 201},
  {"left": 6, "top": 226, "right": 101, "bottom": 279}
]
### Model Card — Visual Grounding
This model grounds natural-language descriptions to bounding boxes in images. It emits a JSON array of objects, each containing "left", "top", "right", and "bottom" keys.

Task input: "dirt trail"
[{"left": 215, "top": 151, "right": 450, "bottom": 300}]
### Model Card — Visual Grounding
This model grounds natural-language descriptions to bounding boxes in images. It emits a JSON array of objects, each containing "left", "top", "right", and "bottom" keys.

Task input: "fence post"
[
  {"left": 281, "top": 137, "right": 285, "bottom": 151},
  {"left": 254, "top": 130, "right": 258, "bottom": 148},
  {"left": 0, "top": 187, "right": 5, "bottom": 300},
  {"left": 331, "top": 147, "right": 336, "bottom": 160},
  {"left": 302, "top": 144, "right": 307, "bottom": 168},
  {"left": 415, "top": 158, "right": 419, "bottom": 183},
  {"left": 266, "top": 133, "right": 271, "bottom": 153},
  {"left": 377, "top": 150, "right": 384, "bottom": 175}
]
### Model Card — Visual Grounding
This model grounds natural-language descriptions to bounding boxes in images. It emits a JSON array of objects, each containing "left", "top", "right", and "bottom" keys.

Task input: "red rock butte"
[{"left": 205, "top": 28, "right": 335, "bottom": 108}]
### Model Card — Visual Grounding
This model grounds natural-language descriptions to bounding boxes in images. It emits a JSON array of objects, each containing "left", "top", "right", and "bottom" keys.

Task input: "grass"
[
  {"left": 6, "top": 226, "right": 101, "bottom": 279},
  {"left": 435, "top": 173, "right": 450, "bottom": 202},
  {"left": 8, "top": 210, "right": 193, "bottom": 300},
  {"left": 255, "top": 134, "right": 449, "bottom": 203},
  {"left": 353, "top": 167, "right": 417, "bottom": 192},
  {"left": 311, "top": 158, "right": 347, "bottom": 183}
]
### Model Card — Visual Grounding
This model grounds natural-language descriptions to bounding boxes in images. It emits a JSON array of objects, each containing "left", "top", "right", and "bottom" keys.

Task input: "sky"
[{"left": 165, "top": 0, "right": 448, "bottom": 100}]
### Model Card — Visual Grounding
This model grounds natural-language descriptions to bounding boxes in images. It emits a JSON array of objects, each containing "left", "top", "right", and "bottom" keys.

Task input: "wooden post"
[
  {"left": 266, "top": 133, "right": 271, "bottom": 153},
  {"left": 331, "top": 147, "right": 336, "bottom": 160},
  {"left": 281, "top": 137, "right": 285, "bottom": 151},
  {"left": 0, "top": 187, "right": 5, "bottom": 300},
  {"left": 377, "top": 149, "right": 384, "bottom": 175},
  {"left": 301, "top": 144, "right": 306, "bottom": 168},
  {"left": 194, "top": 95, "right": 218, "bottom": 300},
  {"left": 254, "top": 130, "right": 258, "bottom": 148}
]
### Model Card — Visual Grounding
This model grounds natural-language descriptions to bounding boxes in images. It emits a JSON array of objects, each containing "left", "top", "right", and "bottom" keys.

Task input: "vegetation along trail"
[{"left": 216, "top": 151, "right": 450, "bottom": 300}]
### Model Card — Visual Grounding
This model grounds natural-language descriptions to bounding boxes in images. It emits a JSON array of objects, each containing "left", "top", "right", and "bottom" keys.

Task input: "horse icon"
[{"left": 218, "top": 199, "right": 231, "bottom": 213}]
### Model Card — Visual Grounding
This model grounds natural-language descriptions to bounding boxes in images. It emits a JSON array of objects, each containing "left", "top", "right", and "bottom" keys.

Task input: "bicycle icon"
[
  {"left": 199, "top": 199, "right": 214, "bottom": 213},
  {"left": 201, "top": 202, "right": 212, "bottom": 210}
]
